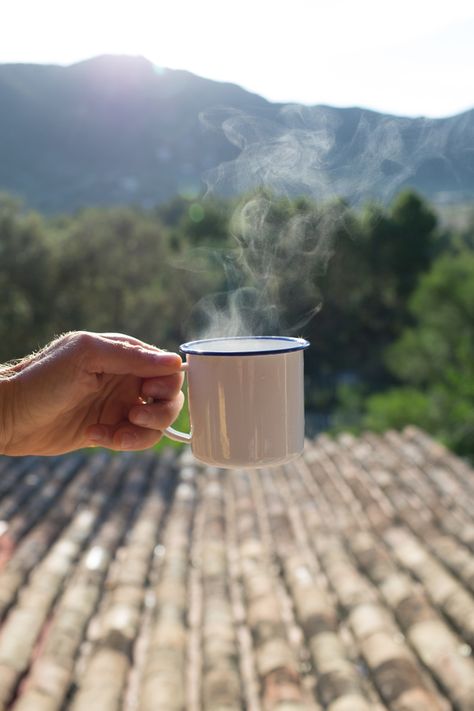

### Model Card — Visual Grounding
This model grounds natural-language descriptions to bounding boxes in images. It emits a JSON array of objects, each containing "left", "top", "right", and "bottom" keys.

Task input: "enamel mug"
[{"left": 164, "top": 336, "right": 309, "bottom": 469}]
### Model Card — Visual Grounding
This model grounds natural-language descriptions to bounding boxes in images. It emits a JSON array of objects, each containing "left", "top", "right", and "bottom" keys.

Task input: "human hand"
[{"left": 0, "top": 332, "right": 184, "bottom": 456}]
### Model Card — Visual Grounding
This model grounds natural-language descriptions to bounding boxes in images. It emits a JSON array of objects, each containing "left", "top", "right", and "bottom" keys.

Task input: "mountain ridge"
[{"left": 0, "top": 55, "right": 473, "bottom": 213}]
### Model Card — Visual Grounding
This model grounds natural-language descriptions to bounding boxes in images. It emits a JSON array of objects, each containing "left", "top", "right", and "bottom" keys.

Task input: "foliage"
[
  {"left": 0, "top": 194, "right": 56, "bottom": 360},
  {"left": 305, "top": 190, "right": 441, "bottom": 407},
  {"left": 363, "top": 250, "right": 474, "bottom": 456},
  {"left": 0, "top": 197, "right": 227, "bottom": 361},
  {"left": 1, "top": 187, "right": 472, "bottom": 457},
  {"left": 364, "top": 388, "right": 435, "bottom": 432}
]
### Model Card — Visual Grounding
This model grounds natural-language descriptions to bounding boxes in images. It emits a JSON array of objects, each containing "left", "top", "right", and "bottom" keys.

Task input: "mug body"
[{"left": 181, "top": 337, "right": 309, "bottom": 469}]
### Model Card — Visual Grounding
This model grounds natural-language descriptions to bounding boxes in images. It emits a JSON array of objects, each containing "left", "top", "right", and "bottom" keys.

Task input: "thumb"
[{"left": 81, "top": 334, "right": 183, "bottom": 377}]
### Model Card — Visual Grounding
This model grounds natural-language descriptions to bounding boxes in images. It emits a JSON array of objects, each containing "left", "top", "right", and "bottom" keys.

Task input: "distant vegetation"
[{"left": 1, "top": 189, "right": 473, "bottom": 458}]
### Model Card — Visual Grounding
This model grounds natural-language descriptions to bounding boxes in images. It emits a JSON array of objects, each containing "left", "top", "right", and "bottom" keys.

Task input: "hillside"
[{"left": 0, "top": 55, "right": 473, "bottom": 213}]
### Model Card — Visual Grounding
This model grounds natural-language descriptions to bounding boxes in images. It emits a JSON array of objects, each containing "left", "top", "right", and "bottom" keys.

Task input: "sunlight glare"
[{"left": 2, "top": 0, "right": 474, "bottom": 116}]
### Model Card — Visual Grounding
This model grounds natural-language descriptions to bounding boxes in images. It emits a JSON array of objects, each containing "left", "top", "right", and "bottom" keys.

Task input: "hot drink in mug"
[{"left": 163, "top": 336, "right": 309, "bottom": 469}]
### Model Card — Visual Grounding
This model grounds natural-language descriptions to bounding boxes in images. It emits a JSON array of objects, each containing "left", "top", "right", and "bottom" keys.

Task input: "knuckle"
[
  {"left": 75, "top": 331, "right": 96, "bottom": 352},
  {"left": 63, "top": 331, "right": 96, "bottom": 354},
  {"left": 59, "top": 332, "right": 101, "bottom": 371}
]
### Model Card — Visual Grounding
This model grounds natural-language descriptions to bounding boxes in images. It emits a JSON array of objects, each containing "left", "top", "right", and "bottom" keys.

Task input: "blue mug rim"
[{"left": 180, "top": 336, "right": 310, "bottom": 356}]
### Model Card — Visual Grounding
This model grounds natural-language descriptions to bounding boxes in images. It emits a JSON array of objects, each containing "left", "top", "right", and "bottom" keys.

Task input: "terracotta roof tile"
[{"left": 0, "top": 429, "right": 473, "bottom": 710}]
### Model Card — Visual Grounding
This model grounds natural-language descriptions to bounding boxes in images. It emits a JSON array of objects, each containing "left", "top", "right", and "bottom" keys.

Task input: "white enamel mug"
[{"left": 163, "top": 336, "right": 310, "bottom": 469}]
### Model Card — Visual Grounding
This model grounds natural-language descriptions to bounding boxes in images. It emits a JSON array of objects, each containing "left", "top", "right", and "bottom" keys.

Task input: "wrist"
[{"left": 0, "top": 375, "right": 15, "bottom": 456}]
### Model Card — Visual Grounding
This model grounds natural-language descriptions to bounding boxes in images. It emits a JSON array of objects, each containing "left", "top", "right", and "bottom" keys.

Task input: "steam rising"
[
  {"left": 182, "top": 104, "right": 451, "bottom": 339},
  {"left": 202, "top": 105, "right": 453, "bottom": 203},
  {"left": 186, "top": 193, "right": 344, "bottom": 339}
]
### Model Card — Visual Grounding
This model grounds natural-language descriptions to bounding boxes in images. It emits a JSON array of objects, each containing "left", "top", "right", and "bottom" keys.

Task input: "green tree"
[
  {"left": 50, "top": 204, "right": 225, "bottom": 350},
  {"left": 364, "top": 249, "right": 474, "bottom": 456},
  {"left": 0, "top": 195, "right": 56, "bottom": 361},
  {"left": 306, "top": 190, "right": 440, "bottom": 407},
  {"left": 50, "top": 207, "right": 168, "bottom": 340}
]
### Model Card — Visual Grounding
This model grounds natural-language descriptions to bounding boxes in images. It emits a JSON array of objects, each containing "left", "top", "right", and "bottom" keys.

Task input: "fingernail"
[
  {"left": 89, "top": 430, "right": 105, "bottom": 443},
  {"left": 120, "top": 433, "right": 136, "bottom": 449}
]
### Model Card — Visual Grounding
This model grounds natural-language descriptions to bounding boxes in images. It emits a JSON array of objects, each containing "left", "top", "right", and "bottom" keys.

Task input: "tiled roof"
[{"left": 0, "top": 427, "right": 473, "bottom": 710}]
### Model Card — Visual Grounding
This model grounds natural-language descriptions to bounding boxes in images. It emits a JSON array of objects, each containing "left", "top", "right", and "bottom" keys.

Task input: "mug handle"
[{"left": 163, "top": 362, "right": 192, "bottom": 443}]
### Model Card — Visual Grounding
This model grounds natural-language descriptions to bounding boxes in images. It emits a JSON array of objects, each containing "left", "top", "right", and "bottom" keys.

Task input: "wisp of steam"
[
  {"left": 188, "top": 193, "right": 343, "bottom": 338},
  {"left": 177, "top": 104, "right": 451, "bottom": 339},
  {"left": 202, "top": 104, "right": 454, "bottom": 203}
]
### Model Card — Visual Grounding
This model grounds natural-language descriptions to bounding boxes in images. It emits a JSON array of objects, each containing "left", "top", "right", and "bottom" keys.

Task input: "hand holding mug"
[
  {"left": 0, "top": 332, "right": 184, "bottom": 456},
  {"left": 0, "top": 332, "right": 309, "bottom": 467}
]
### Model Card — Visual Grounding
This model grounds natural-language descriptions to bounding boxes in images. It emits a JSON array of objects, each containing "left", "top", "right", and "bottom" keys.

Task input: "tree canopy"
[
  {"left": 364, "top": 250, "right": 474, "bottom": 455},
  {"left": 1, "top": 188, "right": 473, "bottom": 458}
]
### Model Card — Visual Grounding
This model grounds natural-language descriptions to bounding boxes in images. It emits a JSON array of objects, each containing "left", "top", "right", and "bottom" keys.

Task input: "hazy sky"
[{"left": 2, "top": 0, "right": 474, "bottom": 118}]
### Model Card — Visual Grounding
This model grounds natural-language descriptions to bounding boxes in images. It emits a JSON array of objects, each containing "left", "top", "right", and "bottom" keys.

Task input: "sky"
[{"left": 1, "top": 0, "right": 474, "bottom": 118}]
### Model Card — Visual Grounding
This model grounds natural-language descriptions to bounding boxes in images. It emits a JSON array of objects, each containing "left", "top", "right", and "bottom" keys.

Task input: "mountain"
[{"left": 0, "top": 54, "right": 473, "bottom": 213}]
